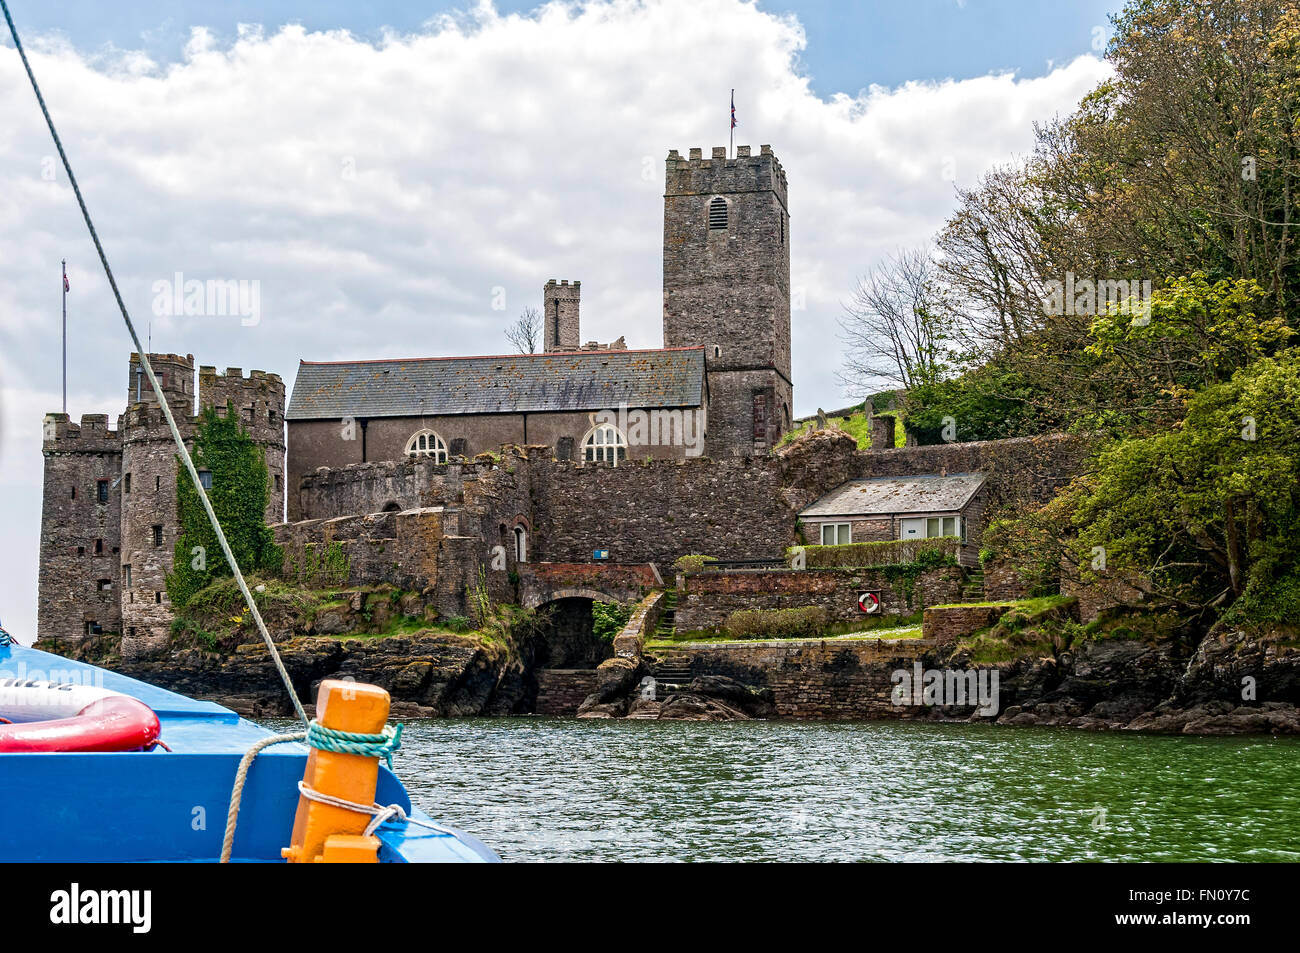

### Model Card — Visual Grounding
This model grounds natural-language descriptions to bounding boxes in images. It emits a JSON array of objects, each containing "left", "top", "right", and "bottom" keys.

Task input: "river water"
[{"left": 268, "top": 717, "right": 1300, "bottom": 862}]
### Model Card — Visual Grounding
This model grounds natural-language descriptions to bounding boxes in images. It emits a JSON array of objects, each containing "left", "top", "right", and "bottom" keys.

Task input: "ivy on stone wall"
[{"left": 167, "top": 403, "right": 282, "bottom": 608}]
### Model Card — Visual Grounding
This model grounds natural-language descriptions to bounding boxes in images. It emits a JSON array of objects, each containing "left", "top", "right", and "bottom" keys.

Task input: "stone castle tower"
[
  {"left": 39, "top": 353, "right": 284, "bottom": 655},
  {"left": 663, "top": 144, "right": 792, "bottom": 456}
]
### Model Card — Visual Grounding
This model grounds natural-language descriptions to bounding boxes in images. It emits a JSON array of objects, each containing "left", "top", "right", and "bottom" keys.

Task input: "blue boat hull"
[{"left": 0, "top": 643, "right": 498, "bottom": 862}]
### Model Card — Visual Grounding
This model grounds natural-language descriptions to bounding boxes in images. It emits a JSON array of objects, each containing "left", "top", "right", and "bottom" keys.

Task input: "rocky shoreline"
[{"left": 40, "top": 609, "right": 1300, "bottom": 734}]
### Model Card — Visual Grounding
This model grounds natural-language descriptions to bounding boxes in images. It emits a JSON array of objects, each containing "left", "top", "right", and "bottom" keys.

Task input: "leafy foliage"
[
  {"left": 166, "top": 404, "right": 281, "bottom": 608},
  {"left": 591, "top": 601, "right": 634, "bottom": 642}
]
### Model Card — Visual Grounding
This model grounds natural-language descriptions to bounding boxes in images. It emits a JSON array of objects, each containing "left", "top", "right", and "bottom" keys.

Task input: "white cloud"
[{"left": 0, "top": 0, "right": 1110, "bottom": 640}]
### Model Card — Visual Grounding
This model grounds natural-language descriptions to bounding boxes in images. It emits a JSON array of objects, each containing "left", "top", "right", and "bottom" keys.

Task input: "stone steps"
[{"left": 961, "top": 569, "right": 986, "bottom": 602}]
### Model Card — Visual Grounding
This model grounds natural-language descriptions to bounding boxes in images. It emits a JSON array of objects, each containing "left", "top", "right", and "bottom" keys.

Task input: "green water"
[{"left": 273, "top": 718, "right": 1300, "bottom": 862}]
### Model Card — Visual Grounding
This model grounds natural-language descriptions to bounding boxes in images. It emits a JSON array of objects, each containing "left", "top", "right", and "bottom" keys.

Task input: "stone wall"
[
  {"left": 921, "top": 604, "right": 1007, "bottom": 644},
  {"left": 289, "top": 431, "right": 1092, "bottom": 593},
  {"left": 674, "top": 566, "right": 962, "bottom": 632},
  {"left": 533, "top": 670, "right": 600, "bottom": 715},
  {"left": 529, "top": 454, "right": 793, "bottom": 565},
  {"left": 983, "top": 559, "right": 1034, "bottom": 601},
  {"left": 650, "top": 637, "right": 938, "bottom": 719}
]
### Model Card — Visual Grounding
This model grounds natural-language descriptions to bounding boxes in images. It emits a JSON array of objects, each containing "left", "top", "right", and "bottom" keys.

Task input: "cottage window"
[
  {"left": 152, "top": 524, "right": 163, "bottom": 547},
  {"left": 900, "top": 516, "right": 961, "bottom": 540},
  {"left": 514, "top": 526, "right": 528, "bottom": 564},
  {"left": 97, "top": 579, "right": 112, "bottom": 592},
  {"left": 94, "top": 538, "right": 104, "bottom": 555},
  {"left": 708, "top": 196, "right": 728, "bottom": 230},
  {"left": 582, "top": 424, "right": 627, "bottom": 465},
  {"left": 124, "top": 565, "right": 132, "bottom": 587},
  {"left": 124, "top": 473, "right": 131, "bottom": 494},
  {"left": 404, "top": 429, "right": 448, "bottom": 462},
  {"left": 198, "top": 469, "right": 213, "bottom": 490},
  {"left": 97, "top": 480, "right": 109, "bottom": 504},
  {"left": 820, "top": 523, "right": 851, "bottom": 546}
]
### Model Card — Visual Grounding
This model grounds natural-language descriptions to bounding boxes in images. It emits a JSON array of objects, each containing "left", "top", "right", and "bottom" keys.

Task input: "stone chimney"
[{"left": 870, "top": 414, "right": 896, "bottom": 450}]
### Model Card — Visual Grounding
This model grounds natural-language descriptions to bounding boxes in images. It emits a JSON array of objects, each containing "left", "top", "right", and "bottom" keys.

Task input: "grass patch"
[{"left": 648, "top": 614, "right": 924, "bottom": 647}]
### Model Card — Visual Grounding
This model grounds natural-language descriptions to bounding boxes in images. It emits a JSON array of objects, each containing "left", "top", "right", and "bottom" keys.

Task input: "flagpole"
[
  {"left": 729, "top": 89, "right": 734, "bottom": 158},
  {"left": 61, "top": 258, "right": 66, "bottom": 414}
]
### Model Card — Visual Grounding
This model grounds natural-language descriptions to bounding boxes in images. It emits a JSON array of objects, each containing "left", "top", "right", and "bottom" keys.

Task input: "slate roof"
[
  {"left": 799, "top": 473, "right": 987, "bottom": 518},
  {"left": 286, "top": 347, "right": 705, "bottom": 420}
]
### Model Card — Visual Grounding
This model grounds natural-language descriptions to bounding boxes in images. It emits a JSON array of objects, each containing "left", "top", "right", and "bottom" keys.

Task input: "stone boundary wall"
[
  {"left": 922, "top": 605, "right": 1007, "bottom": 644},
  {"left": 529, "top": 454, "right": 793, "bottom": 564},
  {"left": 274, "top": 508, "right": 444, "bottom": 593},
  {"left": 674, "top": 566, "right": 963, "bottom": 632},
  {"left": 533, "top": 670, "right": 601, "bottom": 716},
  {"left": 292, "top": 432, "right": 1092, "bottom": 574},
  {"left": 982, "top": 559, "right": 1034, "bottom": 601},
  {"left": 297, "top": 458, "right": 498, "bottom": 522},
  {"left": 612, "top": 590, "right": 666, "bottom": 659},
  {"left": 1062, "top": 570, "right": 1147, "bottom": 623},
  {"left": 651, "top": 638, "right": 940, "bottom": 719}
]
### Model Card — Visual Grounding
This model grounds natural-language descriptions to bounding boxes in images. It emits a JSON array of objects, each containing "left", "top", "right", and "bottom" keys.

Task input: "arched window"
[
  {"left": 708, "top": 196, "right": 728, "bottom": 230},
  {"left": 582, "top": 423, "right": 627, "bottom": 465},
  {"left": 404, "top": 429, "right": 447, "bottom": 462},
  {"left": 513, "top": 525, "right": 527, "bottom": 563}
]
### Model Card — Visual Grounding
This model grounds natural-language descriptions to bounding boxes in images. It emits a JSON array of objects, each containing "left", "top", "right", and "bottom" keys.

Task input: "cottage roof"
[
  {"left": 286, "top": 347, "right": 705, "bottom": 420},
  {"left": 799, "top": 473, "right": 987, "bottom": 518}
]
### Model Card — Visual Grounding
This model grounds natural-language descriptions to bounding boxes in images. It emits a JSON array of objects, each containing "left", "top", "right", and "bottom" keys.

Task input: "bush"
[
  {"left": 591, "top": 601, "right": 634, "bottom": 642},
  {"left": 722, "top": 606, "right": 830, "bottom": 640},
  {"left": 673, "top": 554, "right": 715, "bottom": 574}
]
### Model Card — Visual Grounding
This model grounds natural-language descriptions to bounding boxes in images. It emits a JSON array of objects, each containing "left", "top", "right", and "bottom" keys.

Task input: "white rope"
[
  {"left": 295, "top": 781, "right": 458, "bottom": 838},
  {"left": 219, "top": 732, "right": 305, "bottom": 863},
  {"left": 1, "top": 0, "right": 308, "bottom": 728}
]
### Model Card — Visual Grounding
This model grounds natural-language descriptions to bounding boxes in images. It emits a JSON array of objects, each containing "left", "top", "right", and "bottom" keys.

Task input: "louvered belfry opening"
[{"left": 708, "top": 196, "right": 728, "bottom": 229}]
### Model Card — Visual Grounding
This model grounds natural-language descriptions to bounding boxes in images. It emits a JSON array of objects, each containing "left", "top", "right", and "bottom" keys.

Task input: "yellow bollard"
[{"left": 282, "top": 679, "right": 390, "bottom": 864}]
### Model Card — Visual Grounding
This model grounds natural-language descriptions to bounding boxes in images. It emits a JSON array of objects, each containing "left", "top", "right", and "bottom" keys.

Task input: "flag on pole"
[
  {"left": 731, "top": 90, "right": 737, "bottom": 129},
  {"left": 63, "top": 272, "right": 69, "bottom": 292}
]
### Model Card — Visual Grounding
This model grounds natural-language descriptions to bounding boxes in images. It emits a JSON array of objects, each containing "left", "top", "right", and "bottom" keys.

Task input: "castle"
[
  {"left": 39, "top": 360, "right": 285, "bottom": 657},
  {"left": 38, "top": 145, "right": 794, "bottom": 651},
  {"left": 284, "top": 144, "right": 792, "bottom": 514}
]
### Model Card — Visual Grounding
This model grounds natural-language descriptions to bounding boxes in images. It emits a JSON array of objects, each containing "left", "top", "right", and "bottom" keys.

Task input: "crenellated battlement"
[
  {"left": 665, "top": 145, "right": 788, "bottom": 205},
  {"left": 42, "top": 413, "right": 124, "bottom": 452}
]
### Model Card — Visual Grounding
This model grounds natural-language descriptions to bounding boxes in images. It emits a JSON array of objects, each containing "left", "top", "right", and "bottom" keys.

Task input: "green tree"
[
  {"left": 1061, "top": 349, "right": 1300, "bottom": 617},
  {"left": 166, "top": 404, "right": 282, "bottom": 608}
]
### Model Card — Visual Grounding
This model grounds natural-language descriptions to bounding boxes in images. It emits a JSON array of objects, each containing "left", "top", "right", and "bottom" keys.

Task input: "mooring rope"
[
  {"left": 307, "top": 720, "right": 403, "bottom": 769},
  {"left": 1, "top": 1, "right": 308, "bottom": 727},
  {"left": 219, "top": 732, "right": 306, "bottom": 864},
  {"left": 219, "top": 721, "right": 408, "bottom": 861},
  {"left": 295, "top": 781, "right": 458, "bottom": 839}
]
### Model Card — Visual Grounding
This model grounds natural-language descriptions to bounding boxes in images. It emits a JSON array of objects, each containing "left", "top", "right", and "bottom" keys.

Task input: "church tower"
[{"left": 662, "top": 144, "right": 792, "bottom": 456}]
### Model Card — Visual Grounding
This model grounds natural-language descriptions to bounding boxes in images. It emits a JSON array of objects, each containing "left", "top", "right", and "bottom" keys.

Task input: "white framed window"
[
  {"left": 514, "top": 526, "right": 527, "bottom": 563},
  {"left": 901, "top": 516, "right": 960, "bottom": 540},
  {"left": 404, "top": 429, "right": 448, "bottom": 462},
  {"left": 582, "top": 424, "right": 627, "bottom": 465},
  {"left": 820, "top": 522, "right": 852, "bottom": 545}
]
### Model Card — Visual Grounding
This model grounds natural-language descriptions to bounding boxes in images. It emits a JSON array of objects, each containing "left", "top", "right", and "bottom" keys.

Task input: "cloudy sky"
[{"left": 0, "top": 0, "right": 1115, "bottom": 641}]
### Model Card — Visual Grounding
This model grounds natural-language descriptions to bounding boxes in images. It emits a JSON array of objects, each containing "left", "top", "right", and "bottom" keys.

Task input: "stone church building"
[{"left": 283, "top": 144, "right": 793, "bottom": 518}]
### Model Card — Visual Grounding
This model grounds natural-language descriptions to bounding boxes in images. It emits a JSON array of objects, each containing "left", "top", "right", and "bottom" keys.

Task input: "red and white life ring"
[{"left": 0, "top": 679, "right": 161, "bottom": 753}]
